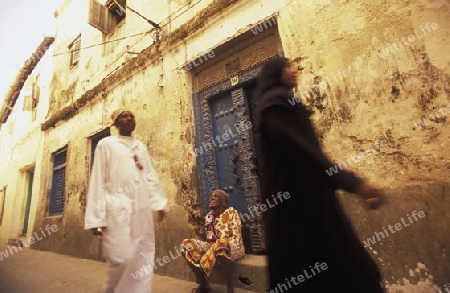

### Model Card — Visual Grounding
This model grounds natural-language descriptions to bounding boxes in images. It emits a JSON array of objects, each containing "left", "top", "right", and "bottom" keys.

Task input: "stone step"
[
  {"left": 7, "top": 238, "right": 25, "bottom": 247},
  {"left": 208, "top": 254, "right": 268, "bottom": 292}
]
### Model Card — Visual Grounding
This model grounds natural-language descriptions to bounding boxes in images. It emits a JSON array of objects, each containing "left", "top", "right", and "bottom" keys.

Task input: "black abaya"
[{"left": 255, "top": 82, "right": 385, "bottom": 292}]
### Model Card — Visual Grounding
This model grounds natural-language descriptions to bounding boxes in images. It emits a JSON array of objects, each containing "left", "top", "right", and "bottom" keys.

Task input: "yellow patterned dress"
[{"left": 181, "top": 207, "right": 245, "bottom": 276}]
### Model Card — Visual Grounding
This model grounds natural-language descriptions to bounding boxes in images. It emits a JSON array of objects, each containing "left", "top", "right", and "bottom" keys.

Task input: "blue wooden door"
[{"left": 210, "top": 93, "right": 246, "bottom": 213}]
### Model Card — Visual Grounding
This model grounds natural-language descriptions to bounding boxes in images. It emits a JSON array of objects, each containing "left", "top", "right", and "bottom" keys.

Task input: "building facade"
[
  {"left": 3, "top": 0, "right": 448, "bottom": 292},
  {"left": 0, "top": 37, "right": 54, "bottom": 251}
]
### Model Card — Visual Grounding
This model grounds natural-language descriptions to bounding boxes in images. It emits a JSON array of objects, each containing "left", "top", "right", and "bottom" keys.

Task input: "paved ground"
[{"left": 0, "top": 245, "right": 257, "bottom": 293}]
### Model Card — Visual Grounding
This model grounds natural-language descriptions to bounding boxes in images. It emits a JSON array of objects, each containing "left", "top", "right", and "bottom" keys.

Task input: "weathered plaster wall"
[
  {"left": 276, "top": 0, "right": 450, "bottom": 291},
  {"left": 278, "top": 0, "right": 449, "bottom": 185}
]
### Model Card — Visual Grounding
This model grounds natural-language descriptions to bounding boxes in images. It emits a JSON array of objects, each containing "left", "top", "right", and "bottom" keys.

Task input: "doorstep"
[{"left": 208, "top": 254, "right": 268, "bottom": 292}]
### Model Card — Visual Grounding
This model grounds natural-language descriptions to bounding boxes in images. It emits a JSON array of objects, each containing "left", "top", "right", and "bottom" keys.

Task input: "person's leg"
[
  {"left": 100, "top": 232, "right": 130, "bottom": 293},
  {"left": 217, "top": 255, "right": 234, "bottom": 293},
  {"left": 100, "top": 260, "right": 127, "bottom": 293},
  {"left": 181, "top": 239, "right": 215, "bottom": 292},
  {"left": 184, "top": 257, "right": 210, "bottom": 292}
]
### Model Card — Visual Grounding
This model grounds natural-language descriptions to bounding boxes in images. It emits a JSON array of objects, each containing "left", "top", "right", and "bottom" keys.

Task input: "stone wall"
[{"left": 277, "top": 0, "right": 450, "bottom": 290}]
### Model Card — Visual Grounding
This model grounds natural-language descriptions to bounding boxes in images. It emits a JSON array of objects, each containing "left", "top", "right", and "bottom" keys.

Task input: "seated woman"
[{"left": 181, "top": 189, "right": 245, "bottom": 293}]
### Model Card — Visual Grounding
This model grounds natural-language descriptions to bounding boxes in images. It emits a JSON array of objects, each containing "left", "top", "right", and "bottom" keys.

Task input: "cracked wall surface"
[{"left": 278, "top": 0, "right": 449, "bottom": 291}]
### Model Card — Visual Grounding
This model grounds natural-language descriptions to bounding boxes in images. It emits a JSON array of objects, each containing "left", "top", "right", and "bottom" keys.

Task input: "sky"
[{"left": 0, "top": 0, "right": 64, "bottom": 106}]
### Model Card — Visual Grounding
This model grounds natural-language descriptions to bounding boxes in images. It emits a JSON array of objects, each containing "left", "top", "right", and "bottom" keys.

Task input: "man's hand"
[
  {"left": 90, "top": 227, "right": 107, "bottom": 236},
  {"left": 355, "top": 182, "right": 384, "bottom": 210},
  {"left": 157, "top": 210, "right": 166, "bottom": 222}
]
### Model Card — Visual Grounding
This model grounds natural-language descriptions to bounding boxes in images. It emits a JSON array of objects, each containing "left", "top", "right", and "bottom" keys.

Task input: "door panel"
[
  {"left": 21, "top": 171, "right": 34, "bottom": 236},
  {"left": 210, "top": 94, "right": 246, "bottom": 213}
]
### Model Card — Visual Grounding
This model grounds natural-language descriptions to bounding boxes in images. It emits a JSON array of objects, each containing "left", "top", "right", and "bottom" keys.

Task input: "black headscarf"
[
  {"left": 255, "top": 56, "right": 312, "bottom": 133},
  {"left": 255, "top": 56, "right": 288, "bottom": 97}
]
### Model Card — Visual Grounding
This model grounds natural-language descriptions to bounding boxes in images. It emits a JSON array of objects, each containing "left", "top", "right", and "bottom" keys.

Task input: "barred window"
[{"left": 49, "top": 148, "right": 67, "bottom": 215}]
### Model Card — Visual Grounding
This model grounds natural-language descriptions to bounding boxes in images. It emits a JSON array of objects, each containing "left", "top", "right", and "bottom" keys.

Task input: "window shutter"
[
  {"left": 73, "top": 37, "right": 81, "bottom": 64},
  {"left": 70, "top": 36, "right": 81, "bottom": 66},
  {"left": 49, "top": 149, "right": 67, "bottom": 215},
  {"left": 23, "top": 75, "right": 36, "bottom": 110},
  {"left": 32, "top": 83, "right": 40, "bottom": 108},
  {"left": 23, "top": 95, "right": 33, "bottom": 111},
  {"left": 88, "top": 0, "right": 110, "bottom": 33}
]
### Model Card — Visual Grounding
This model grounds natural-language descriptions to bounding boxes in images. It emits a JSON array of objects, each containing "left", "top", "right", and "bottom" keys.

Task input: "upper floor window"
[
  {"left": 89, "top": 0, "right": 126, "bottom": 34},
  {"left": 69, "top": 35, "right": 81, "bottom": 67},
  {"left": 23, "top": 75, "right": 40, "bottom": 121}
]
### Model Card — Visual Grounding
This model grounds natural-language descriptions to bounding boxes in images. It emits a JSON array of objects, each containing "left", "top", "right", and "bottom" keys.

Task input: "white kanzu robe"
[{"left": 85, "top": 135, "right": 168, "bottom": 293}]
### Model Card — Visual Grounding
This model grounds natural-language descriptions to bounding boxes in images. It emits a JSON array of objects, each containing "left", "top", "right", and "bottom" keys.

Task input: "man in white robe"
[{"left": 85, "top": 109, "right": 168, "bottom": 293}]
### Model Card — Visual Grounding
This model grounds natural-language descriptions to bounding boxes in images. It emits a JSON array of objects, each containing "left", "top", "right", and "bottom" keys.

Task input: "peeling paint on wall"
[{"left": 384, "top": 263, "right": 440, "bottom": 292}]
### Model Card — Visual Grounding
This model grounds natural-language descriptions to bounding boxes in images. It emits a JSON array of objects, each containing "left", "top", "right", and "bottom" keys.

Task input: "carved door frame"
[{"left": 192, "top": 62, "right": 269, "bottom": 253}]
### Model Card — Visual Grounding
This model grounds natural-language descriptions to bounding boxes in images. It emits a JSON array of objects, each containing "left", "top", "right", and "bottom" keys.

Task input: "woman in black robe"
[{"left": 255, "top": 56, "right": 385, "bottom": 292}]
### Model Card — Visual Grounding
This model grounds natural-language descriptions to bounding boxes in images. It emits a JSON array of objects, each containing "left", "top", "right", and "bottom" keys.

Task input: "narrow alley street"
[{"left": 0, "top": 245, "right": 256, "bottom": 293}]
